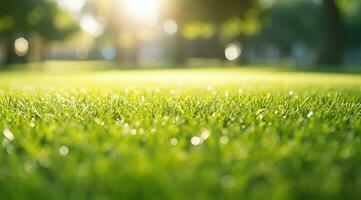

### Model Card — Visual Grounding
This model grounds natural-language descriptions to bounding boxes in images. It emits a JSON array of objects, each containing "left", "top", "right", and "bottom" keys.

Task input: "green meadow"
[{"left": 0, "top": 64, "right": 361, "bottom": 199}]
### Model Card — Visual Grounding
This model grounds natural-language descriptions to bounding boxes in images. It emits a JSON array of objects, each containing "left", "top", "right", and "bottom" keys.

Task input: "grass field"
[{"left": 1, "top": 64, "right": 361, "bottom": 199}]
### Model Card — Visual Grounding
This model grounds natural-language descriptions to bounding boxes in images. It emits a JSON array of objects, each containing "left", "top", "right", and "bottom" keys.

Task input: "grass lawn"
[{"left": 1, "top": 64, "right": 361, "bottom": 199}]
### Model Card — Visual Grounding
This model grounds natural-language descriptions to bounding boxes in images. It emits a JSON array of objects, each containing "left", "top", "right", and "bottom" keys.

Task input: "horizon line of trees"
[{"left": 0, "top": 0, "right": 360, "bottom": 67}]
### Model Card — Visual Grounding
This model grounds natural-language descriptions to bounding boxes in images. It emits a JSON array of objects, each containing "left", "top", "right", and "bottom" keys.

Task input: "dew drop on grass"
[
  {"left": 200, "top": 129, "right": 210, "bottom": 141},
  {"left": 151, "top": 128, "right": 157, "bottom": 134},
  {"left": 130, "top": 129, "right": 137, "bottom": 135},
  {"left": 59, "top": 145, "right": 69, "bottom": 156},
  {"left": 3, "top": 128, "right": 14, "bottom": 141},
  {"left": 24, "top": 161, "right": 35, "bottom": 173},
  {"left": 6, "top": 145, "right": 15, "bottom": 154},
  {"left": 39, "top": 157, "right": 50, "bottom": 167},
  {"left": 29, "top": 122, "right": 36, "bottom": 128},
  {"left": 80, "top": 87, "right": 88, "bottom": 94},
  {"left": 191, "top": 136, "right": 201, "bottom": 146},
  {"left": 111, "top": 95, "right": 119, "bottom": 101},
  {"left": 78, "top": 162, "right": 88, "bottom": 177},
  {"left": 222, "top": 175, "right": 235, "bottom": 188},
  {"left": 220, "top": 136, "right": 229, "bottom": 145},
  {"left": 170, "top": 138, "right": 178, "bottom": 146},
  {"left": 2, "top": 139, "right": 10, "bottom": 147},
  {"left": 307, "top": 111, "right": 314, "bottom": 118}
]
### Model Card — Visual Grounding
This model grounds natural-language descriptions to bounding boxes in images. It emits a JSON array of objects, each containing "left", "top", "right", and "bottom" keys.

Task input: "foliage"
[
  {"left": 161, "top": 0, "right": 255, "bottom": 24},
  {"left": 0, "top": 0, "right": 77, "bottom": 41},
  {"left": 252, "top": 0, "right": 320, "bottom": 51},
  {"left": 0, "top": 0, "right": 78, "bottom": 64},
  {"left": 342, "top": 1, "right": 361, "bottom": 49},
  {"left": 0, "top": 65, "right": 361, "bottom": 199}
]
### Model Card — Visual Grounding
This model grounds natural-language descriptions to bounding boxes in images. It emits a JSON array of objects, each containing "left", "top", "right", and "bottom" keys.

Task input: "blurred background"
[{"left": 0, "top": 0, "right": 360, "bottom": 68}]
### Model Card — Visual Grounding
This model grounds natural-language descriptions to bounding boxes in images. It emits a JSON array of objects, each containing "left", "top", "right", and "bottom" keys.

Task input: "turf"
[{"left": 0, "top": 66, "right": 361, "bottom": 200}]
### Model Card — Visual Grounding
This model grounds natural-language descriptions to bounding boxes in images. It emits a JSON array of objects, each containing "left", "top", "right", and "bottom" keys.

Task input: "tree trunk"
[
  {"left": 214, "top": 27, "right": 225, "bottom": 61},
  {"left": 129, "top": 33, "right": 139, "bottom": 65},
  {"left": 4, "top": 39, "right": 18, "bottom": 65},
  {"left": 236, "top": 34, "right": 246, "bottom": 65},
  {"left": 317, "top": 0, "right": 345, "bottom": 66},
  {"left": 29, "top": 35, "right": 44, "bottom": 62},
  {"left": 174, "top": 26, "right": 186, "bottom": 64},
  {"left": 3, "top": 37, "right": 27, "bottom": 65}
]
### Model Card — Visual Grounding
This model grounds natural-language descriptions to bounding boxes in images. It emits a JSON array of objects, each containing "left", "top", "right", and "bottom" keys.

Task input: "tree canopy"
[{"left": 0, "top": 0, "right": 78, "bottom": 64}]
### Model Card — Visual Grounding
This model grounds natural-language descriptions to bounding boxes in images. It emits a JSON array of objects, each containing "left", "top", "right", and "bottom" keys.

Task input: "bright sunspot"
[
  {"left": 119, "top": 0, "right": 161, "bottom": 25},
  {"left": 57, "top": 0, "right": 85, "bottom": 13}
]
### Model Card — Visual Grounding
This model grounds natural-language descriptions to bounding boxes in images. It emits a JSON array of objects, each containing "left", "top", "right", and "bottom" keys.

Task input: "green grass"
[{"left": 1, "top": 65, "right": 361, "bottom": 200}]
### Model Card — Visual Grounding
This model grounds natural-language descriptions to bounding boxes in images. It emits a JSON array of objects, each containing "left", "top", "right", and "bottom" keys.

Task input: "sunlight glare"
[
  {"left": 80, "top": 15, "right": 104, "bottom": 37},
  {"left": 57, "top": 0, "right": 85, "bottom": 13},
  {"left": 119, "top": 0, "right": 161, "bottom": 25}
]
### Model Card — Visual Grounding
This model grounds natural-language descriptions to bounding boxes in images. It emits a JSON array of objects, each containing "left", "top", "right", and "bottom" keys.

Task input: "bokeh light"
[
  {"left": 191, "top": 136, "right": 201, "bottom": 146},
  {"left": 163, "top": 19, "right": 178, "bottom": 35},
  {"left": 14, "top": 37, "right": 29, "bottom": 57},
  {"left": 80, "top": 15, "right": 104, "bottom": 37},
  {"left": 225, "top": 43, "right": 242, "bottom": 61},
  {"left": 59, "top": 145, "right": 69, "bottom": 156},
  {"left": 101, "top": 46, "right": 117, "bottom": 60}
]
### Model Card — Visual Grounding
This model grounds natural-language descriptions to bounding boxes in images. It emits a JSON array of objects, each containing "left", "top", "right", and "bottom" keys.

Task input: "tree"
[
  {"left": 317, "top": 0, "right": 346, "bottom": 66},
  {"left": 340, "top": 0, "right": 361, "bottom": 50},
  {"left": 0, "top": 0, "right": 78, "bottom": 65},
  {"left": 160, "top": 0, "right": 256, "bottom": 63},
  {"left": 252, "top": 1, "right": 319, "bottom": 55}
]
